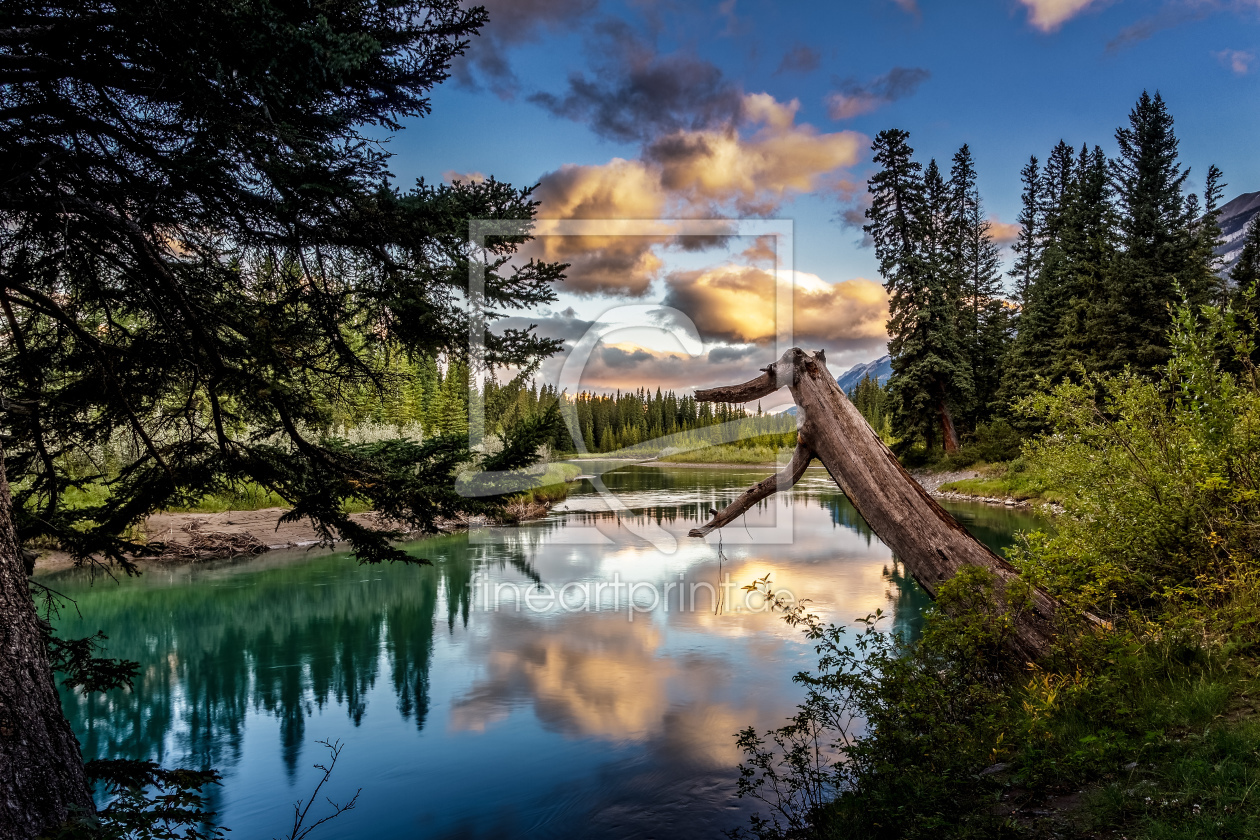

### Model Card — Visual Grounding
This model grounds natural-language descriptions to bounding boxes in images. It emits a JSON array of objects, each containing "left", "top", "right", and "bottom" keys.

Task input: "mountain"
[
  {"left": 1216, "top": 191, "right": 1260, "bottom": 278},
  {"left": 836, "top": 354, "right": 892, "bottom": 394}
]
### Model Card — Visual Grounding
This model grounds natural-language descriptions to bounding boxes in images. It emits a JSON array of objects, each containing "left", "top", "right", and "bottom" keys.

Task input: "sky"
[{"left": 384, "top": 0, "right": 1260, "bottom": 403}]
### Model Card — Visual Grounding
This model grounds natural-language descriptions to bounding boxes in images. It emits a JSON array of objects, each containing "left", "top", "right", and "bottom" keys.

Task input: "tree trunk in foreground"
[
  {"left": 689, "top": 348, "right": 1057, "bottom": 662},
  {"left": 0, "top": 442, "right": 94, "bottom": 837}
]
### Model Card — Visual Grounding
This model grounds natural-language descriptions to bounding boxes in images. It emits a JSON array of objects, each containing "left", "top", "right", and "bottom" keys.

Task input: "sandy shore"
[{"left": 31, "top": 508, "right": 434, "bottom": 573}]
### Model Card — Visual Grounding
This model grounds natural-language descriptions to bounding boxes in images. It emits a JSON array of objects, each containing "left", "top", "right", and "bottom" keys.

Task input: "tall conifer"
[
  {"left": 1104, "top": 90, "right": 1195, "bottom": 372},
  {"left": 1009, "top": 156, "right": 1043, "bottom": 305},
  {"left": 949, "top": 145, "right": 1007, "bottom": 423},
  {"left": 865, "top": 131, "right": 969, "bottom": 452}
]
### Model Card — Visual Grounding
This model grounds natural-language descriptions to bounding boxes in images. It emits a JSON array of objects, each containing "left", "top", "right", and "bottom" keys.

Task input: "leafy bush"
[{"left": 1010, "top": 303, "right": 1260, "bottom": 624}]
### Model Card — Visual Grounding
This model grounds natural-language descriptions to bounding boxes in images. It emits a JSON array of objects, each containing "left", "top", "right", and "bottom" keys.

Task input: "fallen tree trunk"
[{"left": 688, "top": 347, "right": 1057, "bottom": 662}]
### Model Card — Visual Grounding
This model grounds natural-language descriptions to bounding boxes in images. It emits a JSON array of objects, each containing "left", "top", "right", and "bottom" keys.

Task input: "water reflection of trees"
[{"left": 50, "top": 537, "right": 519, "bottom": 780}]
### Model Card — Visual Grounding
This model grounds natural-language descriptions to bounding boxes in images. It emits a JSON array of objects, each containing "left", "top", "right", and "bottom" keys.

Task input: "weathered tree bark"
[
  {"left": 688, "top": 348, "right": 1057, "bottom": 662},
  {"left": 0, "top": 442, "right": 94, "bottom": 837}
]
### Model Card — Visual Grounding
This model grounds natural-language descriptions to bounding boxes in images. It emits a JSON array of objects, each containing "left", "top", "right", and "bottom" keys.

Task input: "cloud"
[
  {"left": 775, "top": 44, "right": 821, "bottom": 75},
  {"left": 645, "top": 94, "right": 865, "bottom": 215},
  {"left": 739, "top": 234, "right": 778, "bottom": 266},
  {"left": 825, "top": 67, "right": 930, "bottom": 120},
  {"left": 530, "top": 157, "right": 669, "bottom": 295},
  {"left": 1106, "top": 2, "right": 1219, "bottom": 50},
  {"left": 833, "top": 180, "right": 872, "bottom": 243},
  {"left": 988, "top": 217, "right": 1022, "bottom": 246},
  {"left": 662, "top": 265, "right": 888, "bottom": 346},
  {"left": 529, "top": 20, "right": 744, "bottom": 143},
  {"left": 454, "top": 0, "right": 599, "bottom": 97},
  {"left": 1018, "top": 0, "right": 1104, "bottom": 32},
  {"left": 441, "top": 170, "right": 487, "bottom": 184},
  {"left": 1215, "top": 48, "right": 1255, "bottom": 74},
  {"left": 493, "top": 306, "right": 595, "bottom": 345},
  {"left": 531, "top": 94, "right": 865, "bottom": 294}
]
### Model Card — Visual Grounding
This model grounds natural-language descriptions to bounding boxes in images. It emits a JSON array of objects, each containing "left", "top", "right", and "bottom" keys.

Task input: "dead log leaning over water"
[{"left": 687, "top": 347, "right": 1058, "bottom": 662}]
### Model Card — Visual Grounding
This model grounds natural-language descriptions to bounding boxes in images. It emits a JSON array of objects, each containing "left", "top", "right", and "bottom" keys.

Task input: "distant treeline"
[
  {"left": 861, "top": 91, "right": 1259, "bottom": 454},
  {"left": 327, "top": 353, "right": 792, "bottom": 455}
]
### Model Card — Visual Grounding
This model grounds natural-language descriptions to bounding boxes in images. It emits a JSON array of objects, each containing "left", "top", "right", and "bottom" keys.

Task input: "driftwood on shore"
[
  {"left": 688, "top": 347, "right": 1058, "bottom": 662},
  {"left": 153, "top": 520, "right": 270, "bottom": 560}
]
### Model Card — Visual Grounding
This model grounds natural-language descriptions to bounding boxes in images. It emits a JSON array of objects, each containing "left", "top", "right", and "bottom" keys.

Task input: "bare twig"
[{"left": 277, "top": 739, "right": 361, "bottom": 840}]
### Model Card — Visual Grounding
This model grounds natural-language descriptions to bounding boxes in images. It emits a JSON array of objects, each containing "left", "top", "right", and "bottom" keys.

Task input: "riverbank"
[
  {"left": 30, "top": 460, "right": 1052, "bottom": 573},
  {"left": 31, "top": 500, "right": 558, "bottom": 573}
]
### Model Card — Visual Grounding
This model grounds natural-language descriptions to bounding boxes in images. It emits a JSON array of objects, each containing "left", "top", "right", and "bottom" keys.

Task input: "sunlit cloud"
[
  {"left": 663, "top": 265, "right": 888, "bottom": 346},
  {"left": 1018, "top": 0, "right": 1103, "bottom": 32},
  {"left": 531, "top": 158, "right": 669, "bottom": 295},
  {"left": 647, "top": 94, "right": 864, "bottom": 215},
  {"left": 988, "top": 217, "right": 1022, "bottom": 245}
]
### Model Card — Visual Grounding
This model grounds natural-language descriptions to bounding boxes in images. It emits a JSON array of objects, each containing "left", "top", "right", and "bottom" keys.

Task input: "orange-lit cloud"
[
  {"left": 646, "top": 95, "right": 863, "bottom": 216},
  {"left": 664, "top": 266, "right": 888, "bottom": 345},
  {"left": 531, "top": 158, "right": 669, "bottom": 295},
  {"left": 531, "top": 93, "right": 865, "bottom": 296},
  {"left": 988, "top": 217, "right": 1022, "bottom": 246},
  {"left": 1019, "top": 0, "right": 1102, "bottom": 32}
]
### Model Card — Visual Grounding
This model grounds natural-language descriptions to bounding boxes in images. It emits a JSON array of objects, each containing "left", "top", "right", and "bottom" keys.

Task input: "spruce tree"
[
  {"left": 1230, "top": 215, "right": 1260, "bottom": 321},
  {"left": 1060, "top": 144, "right": 1116, "bottom": 373},
  {"left": 865, "top": 131, "right": 969, "bottom": 452},
  {"left": 1001, "top": 141, "right": 1118, "bottom": 409},
  {"left": 1188, "top": 165, "right": 1228, "bottom": 306},
  {"left": 1104, "top": 90, "right": 1195, "bottom": 373},
  {"left": 1009, "top": 156, "right": 1043, "bottom": 305},
  {"left": 949, "top": 145, "right": 1007, "bottom": 424}
]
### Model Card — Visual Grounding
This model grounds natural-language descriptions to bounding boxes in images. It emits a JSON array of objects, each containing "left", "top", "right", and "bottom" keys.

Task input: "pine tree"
[
  {"left": 1188, "top": 164, "right": 1228, "bottom": 306},
  {"left": 1060, "top": 144, "right": 1116, "bottom": 373},
  {"left": 1001, "top": 140, "right": 1121, "bottom": 411},
  {"left": 1009, "top": 156, "right": 1043, "bottom": 305},
  {"left": 1231, "top": 215, "right": 1260, "bottom": 320},
  {"left": 949, "top": 144, "right": 1008, "bottom": 423},
  {"left": 864, "top": 130, "right": 969, "bottom": 452},
  {"left": 1104, "top": 90, "right": 1195, "bottom": 373}
]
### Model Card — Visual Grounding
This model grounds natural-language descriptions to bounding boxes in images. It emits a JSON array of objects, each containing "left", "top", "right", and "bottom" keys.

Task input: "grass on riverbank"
[
  {"left": 658, "top": 443, "right": 793, "bottom": 464},
  {"left": 936, "top": 458, "right": 1065, "bottom": 504}
]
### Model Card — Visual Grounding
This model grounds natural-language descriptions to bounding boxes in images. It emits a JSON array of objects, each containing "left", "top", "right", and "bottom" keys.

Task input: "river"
[{"left": 36, "top": 464, "right": 1047, "bottom": 840}]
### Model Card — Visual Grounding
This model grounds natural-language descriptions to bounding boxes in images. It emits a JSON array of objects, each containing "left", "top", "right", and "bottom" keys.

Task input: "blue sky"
[{"left": 385, "top": 0, "right": 1260, "bottom": 395}]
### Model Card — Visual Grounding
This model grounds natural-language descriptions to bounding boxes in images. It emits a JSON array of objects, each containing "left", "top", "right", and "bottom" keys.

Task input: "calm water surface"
[{"left": 38, "top": 465, "right": 1047, "bottom": 840}]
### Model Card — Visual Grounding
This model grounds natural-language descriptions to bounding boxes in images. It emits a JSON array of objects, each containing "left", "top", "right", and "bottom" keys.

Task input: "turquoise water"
[{"left": 37, "top": 465, "right": 1046, "bottom": 839}]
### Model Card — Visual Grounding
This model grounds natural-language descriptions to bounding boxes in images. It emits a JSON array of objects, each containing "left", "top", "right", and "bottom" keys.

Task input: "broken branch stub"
[{"left": 688, "top": 347, "right": 1057, "bottom": 662}]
